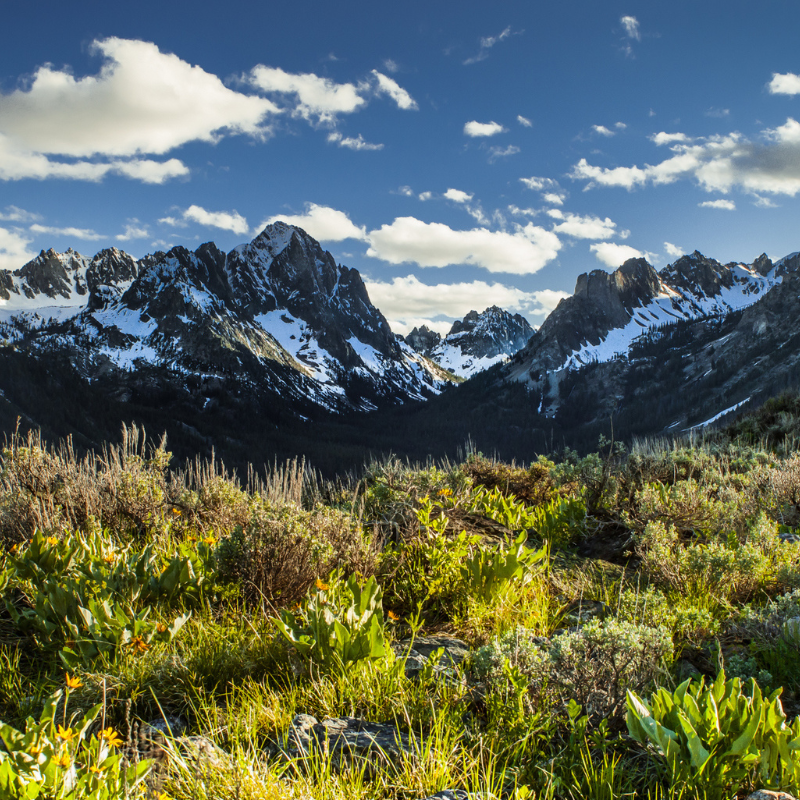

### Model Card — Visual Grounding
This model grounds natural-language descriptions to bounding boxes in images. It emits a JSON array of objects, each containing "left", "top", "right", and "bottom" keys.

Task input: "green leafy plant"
[
  {"left": 460, "top": 533, "right": 548, "bottom": 604},
  {"left": 627, "top": 670, "right": 800, "bottom": 799},
  {"left": 0, "top": 686, "right": 152, "bottom": 799},
  {"left": 275, "top": 570, "right": 388, "bottom": 674},
  {"left": 2, "top": 528, "right": 204, "bottom": 666}
]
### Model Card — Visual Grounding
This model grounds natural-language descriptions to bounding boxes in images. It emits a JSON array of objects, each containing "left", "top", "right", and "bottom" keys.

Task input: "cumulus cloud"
[
  {"left": 29, "top": 223, "right": 104, "bottom": 241},
  {"left": 572, "top": 118, "right": 800, "bottom": 196},
  {"left": 263, "top": 203, "right": 366, "bottom": 242},
  {"left": 0, "top": 206, "right": 41, "bottom": 223},
  {"left": 418, "top": 191, "right": 433, "bottom": 201},
  {"left": 116, "top": 223, "right": 150, "bottom": 241},
  {"left": 365, "top": 217, "right": 561, "bottom": 274},
  {"left": 590, "top": 241, "right": 643, "bottom": 267},
  {"left": 699, "top": 199, "right": 736, "bottom": 210},
  {"left": 464, "top": 120, "right": 506, "bottom": 137},
  {"left": 365, "top": 273, "right": 567, "bottom": 333},
  {"left": 520, "top": 176, "right": 557, "bottom": 191},
  {"left": 593, "top": 125, "right": 615, "bottom": 137},
  {"left": 249, "top": 65, "right": 364, "bottom": 123},
  {"left": 444, "top": 188, "right": 473, "bottom": 203},
  {"left": 0, "top": 38, "right": 274, "bottom": 185},
  {"left": 0, "top": 227, "right": 36, "bottom": 271},
  {"left": 463, "top": 26, "right": 519, "bottom": 65},
  {"left": 0, "top": 134, "right": 189, "bottom": 183},
  {"left": 664, "top": 242, "right": 684, "bottom": 258},
  {"left": 547, "top": 211, "right": 620, "bottom": 240},
  {"left": 172, "top": 205, "right": 251, "bottom": 234},
  {"left": 517, "top": 115, "right": 532, "bottom": 127},
  {"left": 542, "top": 192, "right": 565, "bottom": 205},
  {"left": 327, "top": 131, "right": 383, "bottom": 150},
  {"left": 371, "top": 70, "right": 418, "bottom": 110},
  {"left": 769, "top": 72, "right": 800, "bottom": 95},
  {"left": 397, "top": 185, "right": 414, "bottom": 197},
  {"left": 621, "top": 16, "right": 641, "bottom": 40},
  {"left": 489, "top": 144, "right": 520, "bottom": 160},
  {"left": 615, "top": 122, "right": 627, "bottom": 130},
  {"left": 651, "top": 132, "right": 691, "bottom": 145},
  {"left": 507, "top": 205, "right": 539, "bottom": 217},
  {"left": 383, "top": 59, "right": 399, "bottom": 74}
]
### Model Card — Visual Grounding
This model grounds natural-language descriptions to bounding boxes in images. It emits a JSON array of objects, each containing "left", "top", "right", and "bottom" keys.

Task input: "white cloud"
[
  {"left": 507, "top": 205, "right": 539, "bottom": 217},
  {"left": 699, "top": 199, "right": 736, "bottom": 210},
  {"left": 0, "top": 227, "right": 36, "bottom": 271},
  {"left": 249, "top": 65, "right": 364, "bottom": 123},
  {"left": 444, "top": 188, "right": 474, "bottom": 203},
  {"left": 489, "top": 144, "right": 520, "bottom": 160},
  {"left": 754, "top": 195, "right": 778, "bottom": 208},
  {"left": 621, "top": 16, "right": 641, "bottom": 40},
  {"left": 117, "top": 223, "right": 150, "bottom": 241},
  {"left": 541, "top": 192, "right": 565, "bottom": 205},
  {"left": 371, "top": 70, "right": 417, "bottom": 110},
  {"left": 593, "top": 125, "right": 615, "bottom": 137},
  {"left": 615, "top": 122, "right": 627, "bottom": 130},
  {"left": 263, "top": 203, "right": 366, "bottom": 242},
  {"left": 590, "top": 241, "right": 643, "bottom": 267},
  {"left": 365, "top": 273, "right": 567, "bottom": 332},
  {"left": 0, "top": 38, "right": 274, "bottom": 171},
  {"left": 365, "top": 217, "right": 561, "bottom": 274},
  {"left": 572, "top": 118, "right": 800, "bottom": 196},
  {"left": 397, "top": 185, "right": 414, "bottom": 197},
  {"left": 651, "top": 131, "right": 690, "bottom": 145},
  {"left": 29, "top": 223, "right": 104, "bottom": 241},
  {"left": 664, "top": 242, "right": 684, "bottom": 258},
  {"left": 0, "top": 206, "right": 41, "bottom": 223},
  {"left": 705, "top": 107, "right": 730, "bottom": 118},
  {"left": 418, "top": 191, "right": 433, "bottom": 201},
  {"left": 463, "top": 26, "right": 517, "bottom": 65},
  {"left": 464, "top": 120, "right": 506, "bottom": 137},
  {"left": 182, "top": 205, "right": 250, "bottom": 234},
  {"left": 520, "top": 176, "right": 557, "bottom": 191},
  {"left": 158, "top": 216, "right": 185, "bottom": 228},
  {"left": 327, "top": 131, "right": 383, "bottom": 151},
  {"left": 547, "top": 211, "right": 619, "bottom": 240},
  {"left": 0, "top": 134, "right": 189, "bottom": 183},
  {"left": 769, "top": 72, "right": 800, "bottom": 95},
  {"left": 517, "top": 115, "right": 532, "bottom": 127},
  {"left": 383, "top": 59, "right": 399, "bottom": 74}
]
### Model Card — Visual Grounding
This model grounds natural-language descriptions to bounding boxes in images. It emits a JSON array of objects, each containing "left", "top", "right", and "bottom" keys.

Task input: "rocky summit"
[
  {"left": 405, "top": 306, "right": 533, "bottom": 378},
  {"left": 0, "top": 223, "right": 451, "bottom": 416}
]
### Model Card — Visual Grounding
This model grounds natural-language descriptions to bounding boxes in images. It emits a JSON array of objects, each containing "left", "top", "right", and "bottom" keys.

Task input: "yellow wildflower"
[
  {"left": 172, "top": 507, "right": 182, "bottom": 516},
  {"left": 54, "top": 753, "right": 70, "bottom": 769},
  {"left": 203, "top": 534, "right": 216, "bottom": 546},
  {"left": 129, "top": 636, "right": 150, "bottom": 653},
  {"left": 47, "top": 536, "right": 59, "bottom": 545},
  {"left": 65, "top": 674, "right": 83, "bottom": 690},
  {"left": 103, "top": 553, "right": 115, "bottom": 564},
  {"left": 157, "top": 623, "right": 167, "bottom": 634},
  {"left": 387, "top": 610, "right": 399, "bottom": 622},
  {"left": 89, "top": 764, "right": 104, "bottom": 774},
  {"left": 56, "top": 725, "right": 76, "bottom": 743},
  {"left": 101, "top": 727, "right": 124, "bottom": 748},
  {"left": 29, "top": 744, "right": 41, "bottom": 755},
  {"left": 315, "top": 578, "right": 329, "bottom": 591}
]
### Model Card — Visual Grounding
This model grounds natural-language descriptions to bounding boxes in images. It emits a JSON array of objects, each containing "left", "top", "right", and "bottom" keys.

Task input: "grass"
[{"left": 4, "top": 413, "right": 800, "bottom": 798}]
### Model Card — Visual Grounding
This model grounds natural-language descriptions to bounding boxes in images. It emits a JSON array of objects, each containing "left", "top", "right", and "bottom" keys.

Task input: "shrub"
[
  {"left": 216, "top": 502, "right": 375, "bottom": 609},
  {"left": 636, "top": 514, "right": 800, "bottom": 603},
  {"left": 462, "top": 454, "right": 555, "bottom": 505},
  {"left": 472, "top": 619, "right": 672, "bottom": 726}
]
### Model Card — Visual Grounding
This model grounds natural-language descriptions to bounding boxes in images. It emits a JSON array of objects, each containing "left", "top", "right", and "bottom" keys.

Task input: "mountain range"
[{"left": 2, "top": 221, "right": 800, "bottom": 471}]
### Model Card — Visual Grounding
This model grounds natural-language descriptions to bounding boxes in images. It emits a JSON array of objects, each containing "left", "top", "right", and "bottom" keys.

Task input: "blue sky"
[{"left": 2, "top": 0, "right": 800, "bottom": 334}]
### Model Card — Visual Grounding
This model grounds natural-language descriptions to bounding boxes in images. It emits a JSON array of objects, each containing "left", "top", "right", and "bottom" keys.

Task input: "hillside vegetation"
[{"left": 5, "top": 400, "right": 800, "bottom": 798}]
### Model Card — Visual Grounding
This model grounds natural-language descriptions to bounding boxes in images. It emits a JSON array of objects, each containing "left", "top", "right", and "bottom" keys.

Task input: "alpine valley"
[{"left": 2, "top": 221, "right": 800, "bottom": 473}]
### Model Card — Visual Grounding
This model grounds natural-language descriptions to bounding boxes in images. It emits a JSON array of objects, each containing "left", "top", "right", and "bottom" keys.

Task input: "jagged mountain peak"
[{"left": 405, "top": 306, "right": 533, "bottom": 378}]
